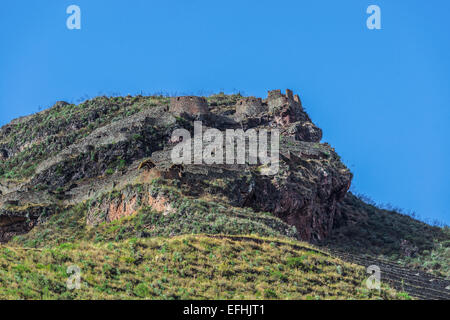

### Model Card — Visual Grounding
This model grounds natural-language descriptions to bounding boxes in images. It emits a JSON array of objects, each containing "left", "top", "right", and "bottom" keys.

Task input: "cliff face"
[
  {"left": 0, "top": 90, "right": 347, "bottom": 242},
  {"left": 0, "top": 89, "right": 353, "bottom": 243}
]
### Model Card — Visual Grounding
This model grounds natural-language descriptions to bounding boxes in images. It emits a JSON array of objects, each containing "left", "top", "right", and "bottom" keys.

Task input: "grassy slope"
[
  {"left": 1, "top": 94, "right": 437, "bottom": 299},
  {"left": 324, "top": 193, "right": 450, "bottom": 277},
  {"left": 3, "top": 182, "right": 407, "bottom": 300},
  {"left": 0, "top": 235, "right": 406, "bottom": 300},
  {"left": 0, "top": 95, "right": 169, "bottom": 182}
]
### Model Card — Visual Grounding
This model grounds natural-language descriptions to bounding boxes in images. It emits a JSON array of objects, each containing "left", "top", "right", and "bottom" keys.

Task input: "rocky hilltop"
[
  {"left": 0, "top": 89, "right": 351, "bottom": 242},
  {"left": 0, "top": 90, "right": 448, "bottom": 299}
]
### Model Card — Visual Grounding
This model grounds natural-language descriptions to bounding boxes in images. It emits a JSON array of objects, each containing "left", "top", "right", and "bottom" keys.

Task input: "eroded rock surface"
[{"left": 0, "top": 90, "right": 350, "bottom": 242}]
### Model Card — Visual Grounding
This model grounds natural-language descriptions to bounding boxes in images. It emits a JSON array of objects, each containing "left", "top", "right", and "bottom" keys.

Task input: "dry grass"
[{"left": 0, "top": 234, "right": 407, "bottom": 300}]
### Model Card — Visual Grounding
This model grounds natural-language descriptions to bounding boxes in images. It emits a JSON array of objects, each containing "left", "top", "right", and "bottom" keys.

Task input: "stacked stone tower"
[
  {"left": 267, "top": 89, "right": 302, "bottom": 114},
  {"left": 169, "top": 96, "right": 209, "bottom": 117}
]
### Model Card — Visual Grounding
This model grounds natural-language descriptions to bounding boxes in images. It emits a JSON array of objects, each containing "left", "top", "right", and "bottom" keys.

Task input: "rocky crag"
[
  {"left": 0, "top": 89, "right": 351, "bottom": 242},
  {"left": 0, "top": 89, "right": 448, "bottom": 299}
]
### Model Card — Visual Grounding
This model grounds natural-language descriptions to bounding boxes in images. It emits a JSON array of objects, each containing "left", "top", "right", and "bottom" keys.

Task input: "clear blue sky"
[{"left": 1, "top": 0, "right": 449, "bottom": 224}]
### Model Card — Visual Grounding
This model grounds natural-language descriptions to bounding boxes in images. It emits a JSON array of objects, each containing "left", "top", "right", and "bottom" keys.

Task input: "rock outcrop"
[
  {"left": 235, "top": 97, "right": 266, "bottom": 120},
  {"left": 287, "top": 122, "right": 323, "bottom": 142},
  {"left": 267, "top": 89, "right": 304, "bottom": 125},
  {"left": 1, "top": 89, "right": 448, "bottom": 301},
  {"left": 0, "top": 89, "right": 349, "bottom": 242}
]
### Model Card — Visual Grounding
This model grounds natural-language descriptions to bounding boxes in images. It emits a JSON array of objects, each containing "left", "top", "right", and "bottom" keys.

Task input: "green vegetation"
[
  {"left": 0, "top": 235, "right": 403, "bottom": 300},
  {"left": 0, "top": 95, "right": 168, "bottom": 181},
  {"left": 12, "top": 180, "right": 297, "bottom": 248},
  {"left": 1, "top": 92, "right": 446, "bottom": 300},
  {"left": 404, "top": 227, "right": 450, "bottom": 277},
  {"left": 207, "top": 92, "right": 243, "bottom": 108},
  {"left": 323, "top": 193, "right": 450, "bottom": 277}
]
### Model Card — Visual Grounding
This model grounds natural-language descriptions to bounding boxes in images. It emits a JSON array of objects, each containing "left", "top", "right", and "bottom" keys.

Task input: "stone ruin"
[
  {"left": 167, "top": 90, "right": 321, "bottom": 142},
  {"left": 265, "top": 89, "right": 308, "bottom": 127},
  {"left": 169, "top": 96, "right": 209, "bottom": 117},
  {"left": 168, "top": 90, "right": 305, "bottom": 121},
  {"left": 265, "top": 89, "right": 322, "bottom": 142},
  {"left": 233, "top": 89, "right": 304, "bottom": 120},
  {"left": 235, "top": 97, "right": 266, "bottom": 119},
  {"left": 267, "top": 89, "right": 302, "bottom": 114}
]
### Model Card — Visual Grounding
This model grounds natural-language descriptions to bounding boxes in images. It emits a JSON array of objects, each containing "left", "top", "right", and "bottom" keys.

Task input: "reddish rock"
[
  {"left": 235, "top": 97, "right": 266, "bottom": 119},
  {"left": 169, "top": 96, "right": 209, "bottom": 117},
  {"left": 287, "top": 122, "right": 323, "bottom": 142},
  {"left": 227, "top": 144, "right": 352, "bottom": 242},
  {"left": 267, "top": 89, "right": 307, "bottom": 126}
]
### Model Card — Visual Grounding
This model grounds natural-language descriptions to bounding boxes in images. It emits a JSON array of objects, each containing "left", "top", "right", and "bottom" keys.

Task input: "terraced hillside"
[
  {"left": 0, "top": 91, "right": 448, "bottom": 300},
  {"left": 328, "top": 249, "right": 450, "bottom": 300},
  {"left": 0, "top": 234, "right": 406, "bottom": 300},
  {"left": 323, "top": 193, "right": 450, "bottom": 279}
]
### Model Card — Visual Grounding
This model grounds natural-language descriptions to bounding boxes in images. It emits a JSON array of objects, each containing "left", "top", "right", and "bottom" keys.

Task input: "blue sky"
[{"left": 0, "top": 0, "right": 449, "bottom": 224}]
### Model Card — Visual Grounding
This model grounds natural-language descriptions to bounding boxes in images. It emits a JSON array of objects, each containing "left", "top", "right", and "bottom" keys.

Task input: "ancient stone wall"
[
  {"left": 267, "top": 89, "right": 302, "bottom": 114},
  {"left": 235, "top": 97, "right": 266, "bottom": 119},
  {"left": 169, "top": 96, "right": 209, "bottom": 117}
]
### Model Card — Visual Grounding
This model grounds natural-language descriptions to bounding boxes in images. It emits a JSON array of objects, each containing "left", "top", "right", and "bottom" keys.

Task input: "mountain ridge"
[{"left": 0, "top": 90, "right": 448, "bottom": 299}]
